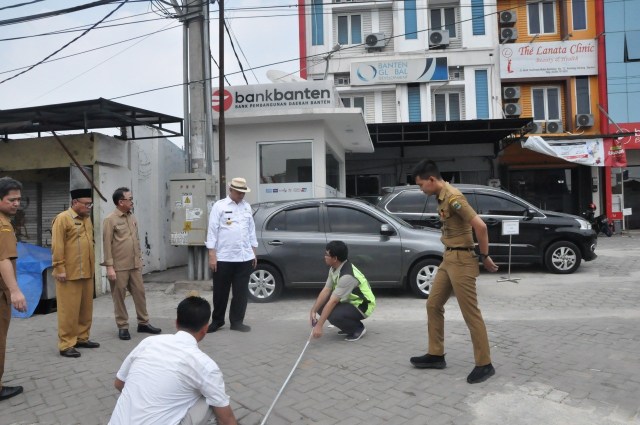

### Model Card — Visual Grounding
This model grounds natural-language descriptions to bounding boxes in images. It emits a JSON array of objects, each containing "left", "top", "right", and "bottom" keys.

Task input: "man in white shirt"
[
  {"left": 205, "top": 177, "right": 257, "bottom": 333},
  {"left": 109, "top": 296, "right": 237, "bottom": 425}
]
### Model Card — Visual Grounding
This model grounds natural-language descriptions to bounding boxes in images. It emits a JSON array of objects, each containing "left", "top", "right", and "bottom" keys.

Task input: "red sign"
[
  {"left": 212, "top": 89, "right": 232, "bottom": 112},
  {"left": 609, "top": 122, "right": 640, "bottom": 150}
]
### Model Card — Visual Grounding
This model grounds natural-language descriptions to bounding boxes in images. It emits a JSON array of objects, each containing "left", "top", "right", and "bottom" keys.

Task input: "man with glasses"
[
  {"left": 52, "top": 188, "right": 99, "bottom": 358},
  {"left": 102, "top": 187, "right": 161, "bottom": 341}
]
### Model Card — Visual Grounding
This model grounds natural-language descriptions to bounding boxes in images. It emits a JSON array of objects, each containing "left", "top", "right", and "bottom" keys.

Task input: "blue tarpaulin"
[{"left": 12, "top": 242, "right": 51, "bottom": 318}]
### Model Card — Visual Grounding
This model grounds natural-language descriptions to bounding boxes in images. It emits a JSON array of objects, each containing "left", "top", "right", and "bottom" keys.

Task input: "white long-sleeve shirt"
[{"left": 205, "top": 196, "right": 258, "bottom": 262}]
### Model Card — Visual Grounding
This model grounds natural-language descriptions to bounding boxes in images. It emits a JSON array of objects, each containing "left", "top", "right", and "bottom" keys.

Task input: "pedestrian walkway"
[{"left": 2, "top": 232, "right": 639, "bottom": 424}]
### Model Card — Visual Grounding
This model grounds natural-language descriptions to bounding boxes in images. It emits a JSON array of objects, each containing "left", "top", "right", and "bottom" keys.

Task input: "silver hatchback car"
[{"left": 248, "top": 198, "right": 444, "bottom": 302}]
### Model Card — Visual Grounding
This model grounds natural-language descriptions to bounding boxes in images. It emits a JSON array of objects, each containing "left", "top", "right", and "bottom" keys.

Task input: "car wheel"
[
  {"left": 409, "top": 258, "right": 440, "bottom": 298},
  {"left": 545, "top": 241, "right": 582, "bottom": 274},
  {"left": 248, "top": 264, "right": 283, "bottom": 303}
]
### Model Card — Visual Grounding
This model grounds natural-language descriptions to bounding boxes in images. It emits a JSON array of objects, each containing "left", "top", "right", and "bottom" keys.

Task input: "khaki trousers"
[
  {"left": 0, "top": 292, "right": 11, "bottom": 387},
  {"left": 179, "top": 397, "right": 214, "bottom": 425},
  {"left": 109, "top": 268, "right": 149, "bottom": 329},
  {"left": 56, "top": 277, "right": 94, "bottom": 351},
  {"left": 427, "top": 250, "right": 491, "bottom": 366}
]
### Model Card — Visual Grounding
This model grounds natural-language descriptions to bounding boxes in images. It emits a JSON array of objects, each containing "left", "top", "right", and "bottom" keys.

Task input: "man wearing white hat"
[{"left": 205, "top": 177, "right": 257, "bottom": 333}]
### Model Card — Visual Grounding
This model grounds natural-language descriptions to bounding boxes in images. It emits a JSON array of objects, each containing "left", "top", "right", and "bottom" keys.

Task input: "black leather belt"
[{"left": 445, "top": 247, "right": 474, "bottom": 251}]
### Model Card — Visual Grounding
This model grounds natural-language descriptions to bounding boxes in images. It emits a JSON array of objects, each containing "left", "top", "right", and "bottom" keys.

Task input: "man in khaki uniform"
[
  {"left": 0, "top": 177, "right": 27, "bottom": 401},
  {"left": 102, "top": 187, "right": 161, "bottom": 340},
  {"left": 409, "top": 160, "right": 499, "bottom": 384},
  {"left": 52, "top": 188, "right": 100, "bottom": 358}
]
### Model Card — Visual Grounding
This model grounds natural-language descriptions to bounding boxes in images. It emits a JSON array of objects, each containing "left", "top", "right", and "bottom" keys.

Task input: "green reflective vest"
[{"left": 332, "top": 261, "right": 376, "bottom": 317}]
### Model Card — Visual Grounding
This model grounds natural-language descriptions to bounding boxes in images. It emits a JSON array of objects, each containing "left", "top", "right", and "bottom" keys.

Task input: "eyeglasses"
[{"left": 78, "top": 201, "right": 93, "bottom": 208}]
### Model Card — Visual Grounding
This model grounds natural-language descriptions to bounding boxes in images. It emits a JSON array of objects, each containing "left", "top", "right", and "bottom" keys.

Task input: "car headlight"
[{"left": 575, "top": 218, "right": 591, "bottom": 230}]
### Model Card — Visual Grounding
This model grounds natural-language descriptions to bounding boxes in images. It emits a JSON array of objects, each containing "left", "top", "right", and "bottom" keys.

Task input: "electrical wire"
[
  {"left": 0, "top": 0, "right": 47, "bottom": 12},
  {"left": 223, "top": 9, "right": 260, "bottom": 83},
  {"left": 210, "top": 49, "right": 232, "bottom": 85},
  {"left": 224, "top": 19, "right": 249, "bottom": 85},
  {"left": 0, "top": 0, "right": 123, "bottom": 27},
  {"left": 0, "top": 0, "right": 130, "bottom": 85}
]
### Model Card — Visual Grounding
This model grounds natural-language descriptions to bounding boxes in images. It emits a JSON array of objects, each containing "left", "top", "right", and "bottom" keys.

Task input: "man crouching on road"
[
  {"left": 109, "top": 296, "right": 237, "bottom": 425},
  {"left": 310, "top": 241, "right": 375, "bottom": 342}
]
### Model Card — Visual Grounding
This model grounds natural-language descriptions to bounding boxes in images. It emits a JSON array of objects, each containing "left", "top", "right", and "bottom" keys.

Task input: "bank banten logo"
[
  {"left": 212, "top": 89, "right": 233, "bottom": 112},
  {"left": 356, "top": 64, "right": 377, "bottom": 82}
]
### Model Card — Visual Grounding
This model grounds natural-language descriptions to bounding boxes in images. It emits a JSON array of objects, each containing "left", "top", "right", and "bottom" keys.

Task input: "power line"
[
  {"left": 0, "top": 0, "right": 47, "bottom": 12},
  {"left": 0, "top": 0, "right": 123, "bottom": 27},
  {"left": 0, "top": 0, "right": 130, "bottom": 85},
  {"left": 223, "top": 19, "right": 249, "bottom": 85},
  {"left": 210, "top": 49, "right": 232, "bottom": 85},
  {"left": 223, "top": 11, "right": 260, "bottom": 83}
]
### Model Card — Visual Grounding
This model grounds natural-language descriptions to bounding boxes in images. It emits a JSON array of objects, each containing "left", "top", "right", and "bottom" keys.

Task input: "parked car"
[
  {"left": 249, "top": 198, "right": 444, "bottom": 302},
  {"left": 377, "top": 184, "right": 597, "bottom": 274}
]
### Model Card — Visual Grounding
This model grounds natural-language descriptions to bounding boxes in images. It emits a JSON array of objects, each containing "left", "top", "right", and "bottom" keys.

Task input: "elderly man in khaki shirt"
[
  {"left": 102, "top": 187, "right": 161, "bottom": 341},
  {"left": 52, "top": 188, "right": 100, "bottom": 358}
]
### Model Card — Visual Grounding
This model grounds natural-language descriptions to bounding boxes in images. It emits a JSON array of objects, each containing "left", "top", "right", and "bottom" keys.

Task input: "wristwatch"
[{"left": 478, "top": 253, "right": 489, "bottom": 262}]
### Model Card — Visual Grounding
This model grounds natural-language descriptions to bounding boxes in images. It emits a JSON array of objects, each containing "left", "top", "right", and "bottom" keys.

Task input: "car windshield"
[{"left": 370, "top": 203, "right": 417, "bottom": 228}]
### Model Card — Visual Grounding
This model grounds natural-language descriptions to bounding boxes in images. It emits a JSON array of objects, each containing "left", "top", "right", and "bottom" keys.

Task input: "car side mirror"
[
  {"left": 523, "top": 209, "right": 535, "bottom": 221},
  {"left": 380, "top": 223, "right": 395, "bottom": 236}
]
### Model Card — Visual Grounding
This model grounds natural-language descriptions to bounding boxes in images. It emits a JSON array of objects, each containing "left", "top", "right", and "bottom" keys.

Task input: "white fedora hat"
[{"left": 229, "top": 177, "right": 251, "bottom": 193}]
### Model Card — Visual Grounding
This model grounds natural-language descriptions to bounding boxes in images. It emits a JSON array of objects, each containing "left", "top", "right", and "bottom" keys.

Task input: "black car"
[
  {"left": 377, "top": 184, "right": 597, "bottom": 274},
  {"left": 249, "top": 198, "right": 445, "bottom": 302}
]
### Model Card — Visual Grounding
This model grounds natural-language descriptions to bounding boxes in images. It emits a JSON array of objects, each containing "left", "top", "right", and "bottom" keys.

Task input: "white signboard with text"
[
  {"left": 502, "top": 220, "right": 520, "bottom": 236},
  {"left": 500, "top": 40, "right": 597, "bottom": 79},
  {"left": 212, "top": 81, "right": 337, "bottom": 116},
  {"left": 350, "top": 57, "right": 448, "bottom": 86}
]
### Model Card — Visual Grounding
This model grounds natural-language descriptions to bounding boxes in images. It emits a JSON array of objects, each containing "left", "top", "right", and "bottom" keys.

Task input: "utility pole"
[
  {"left": 218, "top": 0, "right": 226, "bottom": 197},
  {"left": 172, "top": 0, "right": 214, "bottom": 280}
]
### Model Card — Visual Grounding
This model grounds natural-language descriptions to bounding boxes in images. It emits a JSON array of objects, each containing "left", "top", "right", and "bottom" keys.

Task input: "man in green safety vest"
[{"left": 309, "top": 241, "right": 375, "bottom": 342}]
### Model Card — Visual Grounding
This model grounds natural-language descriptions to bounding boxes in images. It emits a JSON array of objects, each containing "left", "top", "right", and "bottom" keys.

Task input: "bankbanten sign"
[
  {"left": 500, "top": 40, "right": 598, "bottom": 79},
  {"left": 212, "top": 81, "right": 338, "bottom": 115},
  {"left": 350, "top": 57, "right": 449, "bottom": 86}
]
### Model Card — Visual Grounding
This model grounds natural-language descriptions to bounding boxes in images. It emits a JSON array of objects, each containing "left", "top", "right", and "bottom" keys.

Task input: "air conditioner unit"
[
  {"left": 504, "top": 103, "right": 521, "bottom": 116},
  {"left": 500, "top": 27, "right": 518, "bottom": 42},
  {"left": 503, "top": 86, "right": 521, "bottom": 100},
  {"left": 530, "top": 122, "right": 544, "bottom": 134},
  {"left": 576, "top": 113, "right": 595, "bottom": 127},
  {"left": 429, "top": 30, "right": 450, "bottom": 48},
  {"left": 546, "top": 120, "right": 563, "bottom": 133},
  {"left": 499, "top": 10, "right": 517, "bottom": 25},
  {"left": 365, "top": 32, "right": 388, "bottom": 49}
]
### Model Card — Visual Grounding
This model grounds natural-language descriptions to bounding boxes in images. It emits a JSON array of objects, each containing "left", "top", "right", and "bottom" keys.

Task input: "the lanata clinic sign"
[
  {"left": 212, "top": 81, "right": 338, "bottom": 115},
  {"left": 350, "top": 57, "right": 448, "bottom": 86},
  {"left": 500, "top": 40, "right": 597, "bottom": 79}
]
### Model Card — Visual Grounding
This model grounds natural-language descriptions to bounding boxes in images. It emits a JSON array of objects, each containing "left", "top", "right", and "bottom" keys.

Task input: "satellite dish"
[{"left": 266, "top": 69, "right": 305, "bottom": 83}]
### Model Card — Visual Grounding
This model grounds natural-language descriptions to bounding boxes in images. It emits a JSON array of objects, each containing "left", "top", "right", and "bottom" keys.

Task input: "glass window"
[
  {"left": 342, "top": 96, "right": 365, "bottom": 111},
  {"left": 405, "top": 0, "right": 418, "bottom": 39},
  {"left": 471, "top": 0, "right": 485, "bottom": 35},
  {"left": 266, "top": 207, "right": 320, "bottom": 232},
  {"left": 326, "top": 146, "right": 340, "bottom": 192},
  {"left": 531, "top": 87, "right": 561, "bottom": 121},
  {"left": 625, "top": 31, "right": 640, "bottom": 62},
  {"left": 434, "top": 92, "right": 461, "bottom": 121},
  {"left": 387, "top": 191, "right": 428, "bottom": 213},
  {"left": 337, "top": 15, "right": 361, "bottom": 45},
  {"left": 407, "top": 84, "right": 421, "bottom": 122},
  {"left": 259, "top": 142, "right": 312, "bottom": 184},
  {"left": 327, "top": 206, "right": 382, "bottom": 234},
  {"left": 311, "top": 0, "right": 324, "bottom": 46},
  {"left": 430, "top": 8, "right": 457, "bottom": 38},
  {"left": 575, "top": 77, "right": 590, "bottom": 114},
  {"left": 572, "top": 0, "right": 586, "bottom": 31},
  {"left": 475, "top": 194, "right": 527, "bottom": 216},
  {"left": 528, "top": 1, "right": 556, "bottom": 34},
  {"left": 475, "top": 70, "right": 489, "bottom": 119}
]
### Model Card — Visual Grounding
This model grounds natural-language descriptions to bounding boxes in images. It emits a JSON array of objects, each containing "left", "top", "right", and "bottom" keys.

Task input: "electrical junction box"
[{"left": 169, "top": 173, "right": 216, "bottom": 246}]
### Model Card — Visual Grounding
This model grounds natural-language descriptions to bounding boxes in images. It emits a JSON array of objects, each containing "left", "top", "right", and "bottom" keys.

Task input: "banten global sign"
[
  {"left": 350, "top": 57, "right": 448, "bottom": 86},
  {"left": 212, "top": 81, "right": 338, "bottom": 115},
  {"left": 500, "top": 40, "right": 598, "bottom": 79}
]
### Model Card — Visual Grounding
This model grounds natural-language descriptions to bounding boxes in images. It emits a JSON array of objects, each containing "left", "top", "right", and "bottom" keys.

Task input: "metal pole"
[
  {"left": 218, "top": 0, "right": 226, "bottom": 198},
  {"left": 182, "top": 20, "right": 191, "bottom": 172}
]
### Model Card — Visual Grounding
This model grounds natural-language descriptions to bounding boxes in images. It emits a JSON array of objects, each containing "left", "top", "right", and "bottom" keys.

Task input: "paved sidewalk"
[{"left": 2, "top": 233, "right": 640, "bottom": 424}]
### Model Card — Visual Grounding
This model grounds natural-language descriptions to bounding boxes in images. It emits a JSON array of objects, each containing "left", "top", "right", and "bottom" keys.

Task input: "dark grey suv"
[
  {"left": 377, "top": 185, "right": 597, "bottom": 274},
  {"left": 249, "top": 198, "right": 445, "bottom": 302}
]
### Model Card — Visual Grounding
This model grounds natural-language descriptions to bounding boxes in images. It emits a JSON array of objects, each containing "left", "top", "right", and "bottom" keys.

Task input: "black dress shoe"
[
  {"left": 207, "top": 322, "right": 225, "bottom": 333},
  {"left": 0, "top": 386, "right": 23, "bottom": 401},
  {"left": 230, "top": 323, "right": 251, "bottom": 332},
  {"left": 75, "top": 340, "right": 100, "bottom": 349},
  {"left": 60, "top": 347, "right": 81, "bottom": 358},
  {"left": 137, "top": 323, "right": 162, "bottom": 334},
  {"left": 119, "top": 329, "right": 131, "bottom": 340}
]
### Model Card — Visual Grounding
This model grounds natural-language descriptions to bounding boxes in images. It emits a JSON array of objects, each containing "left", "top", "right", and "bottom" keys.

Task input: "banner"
[
  {"left": 500, "top": 40, "right": 598, "bottom": 78},
  {"left": 523, "top": 136, "right": 607, "bottom": 166},
  {"left": 350, "top": 57, "right": 448, "bottom": 86},
  {"left": 212, "top": 81, "right": 338, "bottom": 115},
  {"left": 609, "top": 122, "right": 640, "bottom": 150}
]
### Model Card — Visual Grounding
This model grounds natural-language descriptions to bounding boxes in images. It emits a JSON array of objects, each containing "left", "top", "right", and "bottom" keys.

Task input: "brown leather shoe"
[{"left": 60, "top": 347, "right": 81, "bottom": 358}]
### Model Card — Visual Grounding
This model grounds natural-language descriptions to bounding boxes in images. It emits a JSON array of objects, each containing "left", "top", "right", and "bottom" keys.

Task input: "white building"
[{"left": 298, "top": 0, "right": 529, "bottom": 195}]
